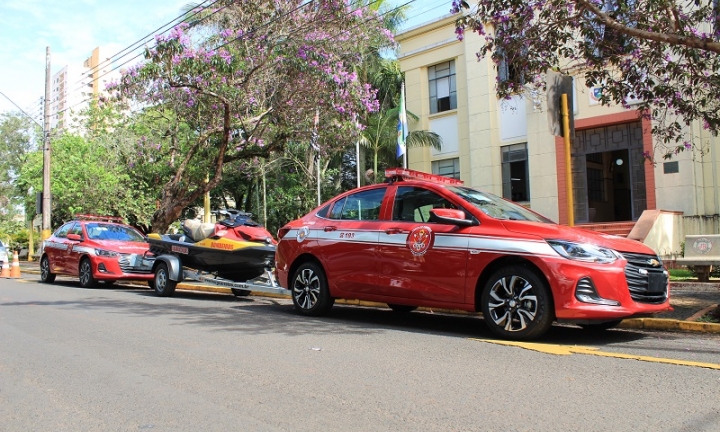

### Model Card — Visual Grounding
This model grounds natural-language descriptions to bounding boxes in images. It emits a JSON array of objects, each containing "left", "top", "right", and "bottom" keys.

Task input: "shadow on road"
[{"left": 3, "top": 277, "right": 661, "bottom": 347}]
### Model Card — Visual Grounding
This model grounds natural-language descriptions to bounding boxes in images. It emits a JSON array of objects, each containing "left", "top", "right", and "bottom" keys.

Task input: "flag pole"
[
  {"left": 313, "top": 108, "right": 321, "bottom": 206},
  {"left": 402, "top": 83, "right": 408, "bottom": 169},
  {"left": 397, "top": 81, "right": 408, "bottom": 168}
]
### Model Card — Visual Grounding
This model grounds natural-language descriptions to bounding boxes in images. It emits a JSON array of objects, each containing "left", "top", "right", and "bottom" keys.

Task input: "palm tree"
[{"left": 359, "top": 59, "right": 442, "bottom": 183}]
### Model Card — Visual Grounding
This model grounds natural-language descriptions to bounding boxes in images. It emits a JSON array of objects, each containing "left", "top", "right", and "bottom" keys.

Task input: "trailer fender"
[{"left": 153, "top": 255, "right": 183, "bottom": 282}]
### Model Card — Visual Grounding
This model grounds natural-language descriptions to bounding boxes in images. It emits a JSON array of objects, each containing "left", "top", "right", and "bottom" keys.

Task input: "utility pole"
[{"left": 42, "top": 46, "right": 52, "bottom": 239}]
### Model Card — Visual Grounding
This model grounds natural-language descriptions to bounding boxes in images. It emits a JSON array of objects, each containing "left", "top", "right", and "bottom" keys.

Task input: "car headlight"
[
  {"left": 95, "top": 249, "right": 119, "bottom": 257},
  {"left": 547, "top": 240, "right": 619, "bottom": 264}
]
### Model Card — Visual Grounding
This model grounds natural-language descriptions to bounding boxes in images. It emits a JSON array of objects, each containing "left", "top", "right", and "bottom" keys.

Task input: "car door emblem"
[
  {"left": 297, "top": 226, "right": 310, "bottom": 243},
  {"left": 406, "top": 226, "right": 433, "bottom": 256}
]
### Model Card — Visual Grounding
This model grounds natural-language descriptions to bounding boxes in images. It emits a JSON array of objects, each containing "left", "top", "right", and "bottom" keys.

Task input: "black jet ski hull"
[{"left": 148, "top": 235, "right": 275, "bottom": 282}]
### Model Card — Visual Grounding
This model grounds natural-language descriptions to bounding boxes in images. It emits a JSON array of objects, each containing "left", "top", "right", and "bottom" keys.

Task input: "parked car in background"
[
  {"left": 0, "top": 240, "right": 8, "bottom": 267},
  {"left": 39, "top": 214, "right": 154, "bottom": 288},
  {"left": 275, "top": 169, "right": 671, "bottom": 340}
]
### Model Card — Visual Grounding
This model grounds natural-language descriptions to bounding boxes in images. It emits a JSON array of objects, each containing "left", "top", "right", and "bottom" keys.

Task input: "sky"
[{"left": 0, "top": 0, "right": 452, "bottom": 122}]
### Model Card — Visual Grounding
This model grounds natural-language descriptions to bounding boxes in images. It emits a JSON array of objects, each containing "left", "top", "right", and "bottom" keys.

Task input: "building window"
[
  {"left": 428, "top": 60, "right": 457, "bottom": 114},
  {"left": 663, "top": 161, "right": 679, "bottom": 174},
  {"left": 501, "top": 144, "right": 529, "bottom": 202},
  {"left": 432, "top": 158, "right": 460, "bottom": 179},
  {"left": 495, "top": 22, "right": 526, "bottom": 87}
]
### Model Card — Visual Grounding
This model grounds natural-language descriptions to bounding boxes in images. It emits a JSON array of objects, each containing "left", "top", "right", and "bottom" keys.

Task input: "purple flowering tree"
[
  {"left": 113, "top": 0, "right": 393, "bottom": 232},
  {"left": 455, "top": 0, "right": 720, "bottom": 160}
]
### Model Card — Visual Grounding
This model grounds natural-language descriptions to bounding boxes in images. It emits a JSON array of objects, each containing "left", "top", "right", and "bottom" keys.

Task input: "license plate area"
[{"left": 647, "top": 272, "right": 667, "bottom": 293}]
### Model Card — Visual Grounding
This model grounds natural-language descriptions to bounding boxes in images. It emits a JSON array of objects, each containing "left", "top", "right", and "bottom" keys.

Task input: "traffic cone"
[
  {"left": 8, "top": 251, "right": 21, "bottom": 278},
  {"left": 0, "top": 259, "right": 9, "bottom": 278}
]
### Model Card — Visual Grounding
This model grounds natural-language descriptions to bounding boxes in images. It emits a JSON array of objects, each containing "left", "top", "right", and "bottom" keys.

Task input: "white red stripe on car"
[{"left": 283, "top": 228, "right": 558, "bottom": 258}]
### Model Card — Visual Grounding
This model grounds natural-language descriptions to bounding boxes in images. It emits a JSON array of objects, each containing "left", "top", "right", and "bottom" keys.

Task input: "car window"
[
  {"left": 86, "top": 223, "right": 146, "bottom": 242},
  {"left": 54, "top": 222, "right": 74, "bottom": 238},
  {"left": 328, "top": 188, "right": 385, "bottom": 221},
  {"left": 393, "top": 186, "right": 456, "bottom": 222},
  {"left": 316, "top": 204, "right": 331, "bottom": 219},
  {"left": 69, "top": 223, "right": 83, "bottom": 236},
  {"left": 448, "top": 186, "right": 553, "bottom": 222},
  {"left": 328, "top": 197, "right": 347, "bottom": 220}
]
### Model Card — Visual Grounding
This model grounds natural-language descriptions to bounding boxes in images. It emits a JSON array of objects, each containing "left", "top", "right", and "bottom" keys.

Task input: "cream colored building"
[
  {"left": 50, "top": 46, "right": 120, "bottom": 132},
  {"left": 397, "top": 14, "right": 720, "bottom": 257}
]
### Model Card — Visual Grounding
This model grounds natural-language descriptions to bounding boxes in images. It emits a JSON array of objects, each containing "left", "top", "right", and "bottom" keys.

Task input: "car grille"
[
  {"left": 118, "top": 253, "right": 153, "bottom": 274},
  {"left": 622, "top": 252, "right": 668, "bottom": 304}
]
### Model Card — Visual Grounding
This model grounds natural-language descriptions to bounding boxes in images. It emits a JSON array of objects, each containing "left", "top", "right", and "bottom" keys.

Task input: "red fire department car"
[
  {"left": 40, "top": 214, "right": 154, "bottom": 288},
  {"left": 276, "top": 169, "right": 671, "bottom": 340}
]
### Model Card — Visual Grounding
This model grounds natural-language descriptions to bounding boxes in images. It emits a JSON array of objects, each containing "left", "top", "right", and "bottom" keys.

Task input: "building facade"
[
  {"left": 50, "top": 46, "right": 120, "bottom": 132},
  {"left": 396, "top": 15, "right": 720, "bottom": 253}
]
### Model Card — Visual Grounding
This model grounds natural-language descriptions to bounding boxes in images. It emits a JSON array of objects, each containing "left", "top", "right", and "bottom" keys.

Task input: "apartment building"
[
  {"left": 396, "top": 15, "right": 720, "bottom": 256},
  {"left": 50, "top": 46, "right": 120, "bottom": 132}
]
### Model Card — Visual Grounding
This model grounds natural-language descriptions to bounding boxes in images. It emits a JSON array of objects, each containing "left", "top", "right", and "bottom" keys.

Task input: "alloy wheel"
[
  {"left": 293, "top": 268, "right": 320, "bottom": 310},
  {"left": 487, "top": 275, "right": 538, "bottom": 333}
]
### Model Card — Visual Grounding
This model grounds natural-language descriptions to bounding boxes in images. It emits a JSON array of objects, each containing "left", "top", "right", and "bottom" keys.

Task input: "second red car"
[{"left": 40, "top": 214, "right": 154, "bottom": 288}]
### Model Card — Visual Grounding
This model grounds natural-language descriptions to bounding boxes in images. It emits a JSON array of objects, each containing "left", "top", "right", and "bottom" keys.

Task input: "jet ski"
[{"left": 147, "top": 209, "right": 276, "bottom": 282}]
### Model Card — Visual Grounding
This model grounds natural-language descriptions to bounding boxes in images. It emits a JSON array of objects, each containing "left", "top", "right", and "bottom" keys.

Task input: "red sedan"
[
  {"left": 40, "top": 215, "right": 154, "bottom": 288},
  {"left": 276, "top": 169, "right": 671, "bottom": 340}
]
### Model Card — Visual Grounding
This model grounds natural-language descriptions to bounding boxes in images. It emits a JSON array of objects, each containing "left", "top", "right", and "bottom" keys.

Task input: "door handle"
[
  {"left": 385, "top": 228, "right": 405, "bottom": 235},
  {"left": 324, "top": 226, "right": 337, "bottom": 232}
]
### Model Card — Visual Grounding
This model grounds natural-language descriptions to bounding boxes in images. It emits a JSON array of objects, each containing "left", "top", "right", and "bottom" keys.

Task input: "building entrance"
[{"left": 572, "top": 121, "right": 646, "bottom": 223}]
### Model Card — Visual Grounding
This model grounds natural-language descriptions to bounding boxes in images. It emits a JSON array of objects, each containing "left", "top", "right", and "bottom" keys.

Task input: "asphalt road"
[{"left": 1, "top": 276, "right": 719, "bottom": 432}]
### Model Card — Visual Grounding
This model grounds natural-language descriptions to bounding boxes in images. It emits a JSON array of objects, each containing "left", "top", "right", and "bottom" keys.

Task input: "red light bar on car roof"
[
  {"left": 385, "top": 168, "right": 464, "bottom": 185},
  {"left": 74, "top": 214, "right": 125, "bottom": 223}
]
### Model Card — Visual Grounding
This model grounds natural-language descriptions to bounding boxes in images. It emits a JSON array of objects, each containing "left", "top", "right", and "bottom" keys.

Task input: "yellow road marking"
[{"left": 473, "top": 339, "right": 720, "bottom": 370}]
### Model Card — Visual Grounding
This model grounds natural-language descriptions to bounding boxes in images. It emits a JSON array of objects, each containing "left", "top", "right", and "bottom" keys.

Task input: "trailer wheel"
[
  {"left": 154, "top": 262, "right": 177, "bottom": 297},
  {"left": 232, "top": 288, "right": 252, "bottom": 297}
]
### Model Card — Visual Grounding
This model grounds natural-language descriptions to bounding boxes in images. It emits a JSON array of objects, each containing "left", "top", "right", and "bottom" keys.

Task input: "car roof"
[
  {"left": 384, "top": 168, "right": 463, "bottom": 186},
  {"left": 73, "top": 214, "right": 126, "bottom": 223}
]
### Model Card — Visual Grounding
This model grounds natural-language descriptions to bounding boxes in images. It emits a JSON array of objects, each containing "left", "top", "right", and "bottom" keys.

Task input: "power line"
[
  {"left": 0, "top": 91, "right": 43, "bottom": 128},
  {"left": 55, "top": 0, "right": 439, "bottom": 119},
  {"left": 53, "top": 0, "right": 235, "bottom": 117},
  {"left": 72, "top": 0, "right": 221, "bottom": 89}
]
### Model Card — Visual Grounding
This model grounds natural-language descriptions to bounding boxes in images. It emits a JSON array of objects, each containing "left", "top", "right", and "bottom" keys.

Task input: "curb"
[
  {"left": 618, "top": 318, "right": 720, "bottom": 334},
  {"left": 19, "top": 267, "right": 720, "bottom": 334}
]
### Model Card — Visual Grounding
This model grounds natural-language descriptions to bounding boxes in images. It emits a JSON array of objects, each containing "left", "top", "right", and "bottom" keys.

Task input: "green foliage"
[
  {"left": 17, "top": 130, "right": 156, "bottom": 229},
  {"left": 456, "top": 0, "right": 720, "bottom": 160}
]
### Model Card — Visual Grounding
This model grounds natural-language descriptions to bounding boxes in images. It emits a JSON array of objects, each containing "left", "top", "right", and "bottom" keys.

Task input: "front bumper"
[
  {"left": 93, "top": 253, "right": 155, "bottom": 280},
  {"left": 543, "top": 254, "right": 671, "bottom": 321}
]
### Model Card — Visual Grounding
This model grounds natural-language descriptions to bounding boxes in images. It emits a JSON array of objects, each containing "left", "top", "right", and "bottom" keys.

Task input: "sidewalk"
[{"left": 15, "top": 261, "right": 720, "bottom": 334}]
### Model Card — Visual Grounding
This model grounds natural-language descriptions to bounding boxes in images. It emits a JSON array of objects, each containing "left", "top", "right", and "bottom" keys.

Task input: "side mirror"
[
  {"left": 67, "top": 233, "right": 82, "bottom": 242},
  {"left": 429, "top": 208, "right": 477, "bottom": 227}
]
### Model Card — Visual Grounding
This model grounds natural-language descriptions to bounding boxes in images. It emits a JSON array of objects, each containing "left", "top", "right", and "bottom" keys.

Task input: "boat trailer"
[{"left": 149, "top": 253, "right": 288, "bottom": 297}]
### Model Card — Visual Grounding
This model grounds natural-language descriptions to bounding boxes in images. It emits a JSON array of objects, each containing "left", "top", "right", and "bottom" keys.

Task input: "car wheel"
[
  {"left": 579, "top": 320, "right": 622, "bottom": 332},
  {"left": 154, "top": 262, "right": 177, "bottom": 297},
  {"left": 481, "top": 265, "right": 553, "bottom": 340},
  {"left": 387, "top": 304, "right": 417, "bottom": 313},
  {"left": 40, "top": 256, "right": 56, "bottom": 283},
  {"left": 291, "top": 262, "right": 334, "bottom": 316},
  {"left": 79, "top": 258, "right": 98, "bottom": 288}
]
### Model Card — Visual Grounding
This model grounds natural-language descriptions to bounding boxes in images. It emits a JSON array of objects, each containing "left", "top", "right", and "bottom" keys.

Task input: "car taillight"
[{"left": 277, "top": 227, "right": 290, "bottom": 240}]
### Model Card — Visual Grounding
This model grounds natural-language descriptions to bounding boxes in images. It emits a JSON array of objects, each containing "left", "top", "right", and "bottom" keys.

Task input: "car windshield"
[
  {"left": 86, "top": 223, "right": 146, "bottom": 242},
  {"left": 447, "top": 186, "right": 554, "bottom": 223}
]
